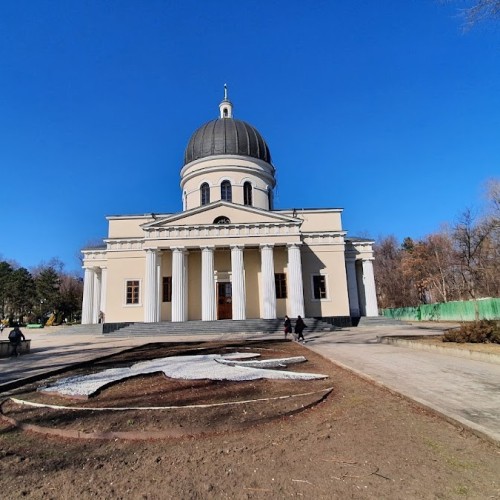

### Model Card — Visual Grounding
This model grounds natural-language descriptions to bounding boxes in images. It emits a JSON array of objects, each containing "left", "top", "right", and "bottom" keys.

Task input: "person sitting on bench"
[{"left": 8, "top": 325, "right": 25, "bottom": 357}]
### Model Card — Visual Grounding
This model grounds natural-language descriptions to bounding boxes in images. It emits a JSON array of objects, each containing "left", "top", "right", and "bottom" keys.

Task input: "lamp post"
[{"left": 40, "top": 298, "right": 45, "bottom": 325}]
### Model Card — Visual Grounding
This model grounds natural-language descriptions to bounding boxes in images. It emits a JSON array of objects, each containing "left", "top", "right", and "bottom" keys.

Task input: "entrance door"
[{"left": 217, "top": 282, "right": 232, "bottom": 320}]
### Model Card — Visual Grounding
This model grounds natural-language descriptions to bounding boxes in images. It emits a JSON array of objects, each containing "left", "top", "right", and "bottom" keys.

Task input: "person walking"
[
  {"left": 294, "top": 315, "right": 306, "bottom": 342},
  {"left": 8, "top": 325, "right": 25, "bottom": 357},
  {"left": 283, "top": 315, "right": 292, "bottom": 339}
]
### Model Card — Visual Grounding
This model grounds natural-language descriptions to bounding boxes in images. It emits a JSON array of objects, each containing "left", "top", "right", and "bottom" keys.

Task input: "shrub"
[{"left": 443, "top": 320, "right": 500, "bottom": 344}]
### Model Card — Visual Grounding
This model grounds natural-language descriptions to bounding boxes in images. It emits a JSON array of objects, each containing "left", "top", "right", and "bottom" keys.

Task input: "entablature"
[{"left": 143, "top": 221, "right": 301, "bottom": 240}]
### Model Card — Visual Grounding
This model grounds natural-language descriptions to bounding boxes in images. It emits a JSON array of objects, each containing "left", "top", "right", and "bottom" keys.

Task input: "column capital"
[
  {"left": 230, "top": 244, "right": 245, "bottom": 250},
  {"left": 286, "top": 242, "right": 302, "bottom": 249},
  {"left": 200, "top": 245, "right": 216, "bottom": 251},
  {"left": 171, "top": 246, "right": 188, "bottom": 254},
  {"left": 259, "top": 243, "right": 275, "bottom": 250}
]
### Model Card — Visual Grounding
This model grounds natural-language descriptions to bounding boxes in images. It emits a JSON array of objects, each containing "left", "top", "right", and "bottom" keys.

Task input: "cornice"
[
  {"left": 81, "top": 250, "right": 107, "bottom": 261},
  {"left": 144, "top": 221, "right": 302, "bottom": 240},
  {"left": 301, "top": 232, "right": 346, "bottom": 245},
  {"left": 103, "top": 239, "right": 144, "bottom": 251}
]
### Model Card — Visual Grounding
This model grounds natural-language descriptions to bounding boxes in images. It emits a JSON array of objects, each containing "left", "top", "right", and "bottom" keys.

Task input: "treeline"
[
  {"left": 374, "top": 179, "right": 500, "bottom": 309},
  {"left": 0, "top": 258, "right": 83, "bottom": 326}
]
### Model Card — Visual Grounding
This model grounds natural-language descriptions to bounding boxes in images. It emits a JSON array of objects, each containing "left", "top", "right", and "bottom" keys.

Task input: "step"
[{"left": 103, "top": 318, "right": 336, "bottom": 337}]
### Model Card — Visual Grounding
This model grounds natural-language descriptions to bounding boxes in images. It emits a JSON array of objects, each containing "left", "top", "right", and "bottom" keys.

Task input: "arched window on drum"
[
  {"left": 221, "top": 180, "right": 232, "bottom": 202},
  {"left": 267, "top": 187, "right": 273, "bottom": 210},
  {"left": 200, "top": 183, "right": 210, "bottom": 206},
  {"left": 243, "top": 182, "right": 253, "bottom": 206}
]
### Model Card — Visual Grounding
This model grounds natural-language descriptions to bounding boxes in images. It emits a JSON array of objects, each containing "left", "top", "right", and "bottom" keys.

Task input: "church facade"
[{"left": 81, "top": 91, "right": 378, "bottom": 326}]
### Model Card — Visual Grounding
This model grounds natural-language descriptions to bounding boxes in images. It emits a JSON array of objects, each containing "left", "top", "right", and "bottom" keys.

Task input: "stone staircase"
[
  {"left": 101, "top": 318, "right": 337, "bottom": 337},
  {"left": 50, "top": 324, "right": 104, "bottom": 335}
]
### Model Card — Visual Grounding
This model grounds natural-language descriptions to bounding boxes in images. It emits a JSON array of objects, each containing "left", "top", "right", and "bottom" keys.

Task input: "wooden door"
[{"left": 217, "top": 282, "right": 232, "bottom": 320}]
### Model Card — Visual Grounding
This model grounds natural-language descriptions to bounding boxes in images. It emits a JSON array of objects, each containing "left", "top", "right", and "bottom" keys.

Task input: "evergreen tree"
[
  {"left": 35, "top": 267, "right": 61, "bottom": 321},
  {"left": 7, "top": 267, "right": 36, "bottom": 322},
  {"left": 0, "top": 261, "right": 14, "bottom": 318}
]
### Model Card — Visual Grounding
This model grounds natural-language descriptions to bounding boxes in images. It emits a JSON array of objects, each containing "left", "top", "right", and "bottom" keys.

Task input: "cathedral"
[{"left": 81, "top": 89, "right": 378, "bottom": 326}]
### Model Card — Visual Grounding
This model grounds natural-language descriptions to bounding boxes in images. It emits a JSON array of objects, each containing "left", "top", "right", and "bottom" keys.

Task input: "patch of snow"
[{"left": 38, "top": 353, "right": 328, "bottom": 398}]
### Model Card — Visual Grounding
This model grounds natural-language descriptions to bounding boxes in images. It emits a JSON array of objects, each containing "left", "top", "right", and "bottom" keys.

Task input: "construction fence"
[{"left": 381, "top": 298, "right": 500, "bottom": 322}]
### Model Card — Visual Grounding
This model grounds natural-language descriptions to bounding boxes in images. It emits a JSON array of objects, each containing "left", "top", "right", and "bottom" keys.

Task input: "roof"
[{"left": 184, "top": 118, "right": 272, "bottom": 165}]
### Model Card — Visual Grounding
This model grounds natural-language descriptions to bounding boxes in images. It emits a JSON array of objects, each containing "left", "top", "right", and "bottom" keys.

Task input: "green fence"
[{"left": 381, "top": 298, "right": 500, "bottom": 322}]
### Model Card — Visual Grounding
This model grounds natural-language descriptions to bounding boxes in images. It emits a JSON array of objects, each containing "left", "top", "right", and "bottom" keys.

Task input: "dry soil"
[{"left": 0, "top": 340, "right": 499, "bottom": 499}]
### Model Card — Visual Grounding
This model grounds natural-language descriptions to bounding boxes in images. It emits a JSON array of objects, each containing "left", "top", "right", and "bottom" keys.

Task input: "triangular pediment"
[{"left": 142, "top": 201, "right": 301, "bottom": 230}]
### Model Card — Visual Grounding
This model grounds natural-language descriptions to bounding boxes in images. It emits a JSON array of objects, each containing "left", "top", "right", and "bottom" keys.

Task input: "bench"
[{"left": 0, "top": 339, "right": 31, "bottom": 357}]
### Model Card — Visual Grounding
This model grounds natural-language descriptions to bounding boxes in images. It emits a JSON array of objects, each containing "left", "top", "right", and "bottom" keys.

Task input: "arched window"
[
  {"left": 267, "top": 188, "right": 273, "bottom": 210},
  {"left": 200, "top": 183, "right": 210, "bottom": 206},
  {"left": 213, "top": 216, "right": 230, "bottom": 224},
  {"left": 243, "top": 182, "right": 253, "bottom": 206},
  {"left": 221, "top": 180, "right": 232, "bottom": 202}
]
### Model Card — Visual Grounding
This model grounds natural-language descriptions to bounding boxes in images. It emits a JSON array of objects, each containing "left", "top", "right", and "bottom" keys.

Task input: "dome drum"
[{"left": 181, "top": 92, "right": 275, "bottom": 212}]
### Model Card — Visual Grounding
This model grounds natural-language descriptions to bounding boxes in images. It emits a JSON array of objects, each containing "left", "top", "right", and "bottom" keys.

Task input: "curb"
[{"left": 379, "top": 336, "right": 500, "bottom": 365}]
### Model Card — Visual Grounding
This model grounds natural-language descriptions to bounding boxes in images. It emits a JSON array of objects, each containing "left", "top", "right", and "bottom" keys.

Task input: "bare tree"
[
  {"left": 453, "top": 208, "right": 498, "bottom": 300},
  {"left": 374, "top": 236, "right": 417, "bottom": 308},
  {"left": 463, "top": 0, "right": 500, "bottom": 25},
  {"left": 443, "top": 0, "right": 500, "bottom": 28}
]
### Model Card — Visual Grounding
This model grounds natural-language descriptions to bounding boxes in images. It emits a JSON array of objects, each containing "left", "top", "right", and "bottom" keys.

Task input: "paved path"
[
  {"left": 1, "top": 323, "right": 499, "bottom": 445},
  {"left": 305, "top": 324, "right": 500, "bottom": 445}
]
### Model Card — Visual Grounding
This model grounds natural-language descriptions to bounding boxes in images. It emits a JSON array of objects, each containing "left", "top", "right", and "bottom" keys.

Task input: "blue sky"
[{"left": 1, "top": 1, "right": 498, "bottom": 275}]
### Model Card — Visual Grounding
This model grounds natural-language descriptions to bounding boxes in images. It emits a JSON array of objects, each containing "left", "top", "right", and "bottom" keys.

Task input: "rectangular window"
[
  {"left": 126, "top": 280, "right": 140, "bottom": 304},
  {"left": 312, "top": 275, "right": 327, "bottom": 300},
  {"left": 275, "top": 273, "right": 287, "bottom": 299},
  {"left": 162, "top": 276, "right": 172, "bottom": 302}
]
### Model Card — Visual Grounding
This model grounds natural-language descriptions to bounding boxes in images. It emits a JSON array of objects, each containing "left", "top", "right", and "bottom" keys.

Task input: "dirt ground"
[{"left": 1, "top": 339, "right": 499, "bottom": 499}]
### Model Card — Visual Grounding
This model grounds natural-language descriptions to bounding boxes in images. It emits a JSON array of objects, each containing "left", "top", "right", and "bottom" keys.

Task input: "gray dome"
[{"left": 184, "top": 118, "right": 272, "bottom": 165}]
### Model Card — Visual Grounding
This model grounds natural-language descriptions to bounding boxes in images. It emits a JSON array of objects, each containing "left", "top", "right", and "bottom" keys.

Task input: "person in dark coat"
[
  {"left": 294, "top": 315, "right": 306, "bottom": 342},
  {"left": 8, "top": 325, "right": 25, "bottom": 357},
  {"left": 284, "top": 315, "right": 292, "bottom": 339}
]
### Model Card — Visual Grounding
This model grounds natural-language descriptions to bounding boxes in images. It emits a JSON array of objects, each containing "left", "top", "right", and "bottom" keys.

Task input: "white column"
[
  {"left": 345, "top": 258, "right": 360, "bottom": 317},
  {"left": 172, "top": 247, "right": 188, "bottom": 322},
  {"left": 231, "top": 245, "right": 246, "bottom": 320},
  {"left": 287, "top": 243, "right": 305, "bottom": 318},
  {"left": 144, "top": 249, "right": 158, "bottom": 323},
  {"left": 156, "top": 253, "right": 162, "bottom": 321},
  {"left": 99, "top": 268, "right": 107, "bottom": 319},
  {"left": 362, "top": 259, "right": 379, "bottom": 317},
  {"left": 260, "top": 244, "right": 277, "bottom": 319},
  {"left": 201, "top": 246, "right": 216, "bottom": 321},
  {"left": 82, "top": 267, "right": 95, "bottom": 325},
  {"left": 92, "top": 269, "right": 101, "bottom": 324}
]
